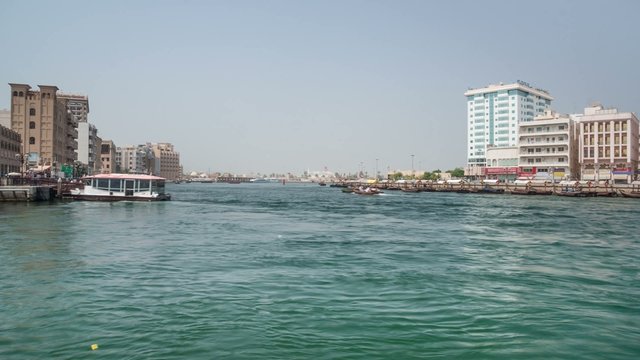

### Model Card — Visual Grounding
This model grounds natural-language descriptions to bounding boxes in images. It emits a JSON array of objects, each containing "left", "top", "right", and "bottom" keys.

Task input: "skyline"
[{"left": 1, "top": 0, "right": 639, "bottom": 174}]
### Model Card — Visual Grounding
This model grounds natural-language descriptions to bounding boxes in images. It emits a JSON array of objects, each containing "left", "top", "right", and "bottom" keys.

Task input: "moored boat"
[
  {"left": 618, "top": 189, "right": 640, "bottom": 198},
  {"left": 69, "top": 173, "right": 171, "bottom": 201}
]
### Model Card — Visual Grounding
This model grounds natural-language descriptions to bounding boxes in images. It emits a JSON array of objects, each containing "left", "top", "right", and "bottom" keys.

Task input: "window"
[
  {"left": 29, "top": 121, "right": 36, "bottom": 129},
  {"left": 29, "top": 137, "right": 35, "bottom": 144},
  {"left": 558, "top": 158, "right": 565, "bottom": 162},
  {"left": 12, "top": 91, "right": 17, "bottom": 96},
  {"left": 29, "top": 108, "right": 36, "bottom": 116},
  {"left": 19, "top": 91, "right": 23, "bottom": 97}
]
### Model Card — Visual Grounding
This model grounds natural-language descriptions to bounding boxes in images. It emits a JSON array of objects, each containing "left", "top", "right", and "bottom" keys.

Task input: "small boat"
[
  {"left": 510, "top": 188, "right": 553, "bottom": 195},
  {"left": 619, "top": 189, "right": 640, "bottom": 198},
  {"left": 476, "top": 187, "right": 505, "bottom": 194},
  {"left": 401, "top": 187, "right": 421, "bottom": 193},
  {"left": 318, "top": 182, "right": 327, "bottom": 186},
  {"left": 353, "top": 186, "right": 382, "bottom": 195},
  {"left": 69, "top": 173, "right": 171, "bottom": 201},
  {"left": 554, "top": 189, "right": 597, "bottom": 197}
]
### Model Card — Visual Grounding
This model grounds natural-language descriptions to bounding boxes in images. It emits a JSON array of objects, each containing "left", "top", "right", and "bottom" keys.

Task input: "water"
[{"left": 1, "top": 183, "right": 639, "bottom": 359}]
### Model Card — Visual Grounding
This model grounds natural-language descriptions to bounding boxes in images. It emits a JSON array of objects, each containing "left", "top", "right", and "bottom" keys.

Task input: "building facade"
[
  {"left": 77, "top": 122, "right": 99, "bottom": 175},
  {"left": 100, "top": 140, "right": 118, "bottom": 174},
  {"left": 464, "top": 81, "right": 553, "bottom": 172},
  {"left": 0, "top": 108, "right": 10, "bottom": 128},
  {"left": 117, "top": 145, "right": 151, "bottom": 174},
  {"left": 0, "top": 124, "right": 21, "bottom": 175},
  {"left": 151, "top": 143, "right": 181, "bottom": 180},
  {"left": 576, "top": 105, "right": 639, "bottom": 183},
  {"left": 484, "top": 146, "right": 519, "bottom": 181},
  {"left": 8, "top": 84, "right": 78, "bottom": 172},
  {"left": 518, "top": 110, "right": 578, "bottom": 181}
]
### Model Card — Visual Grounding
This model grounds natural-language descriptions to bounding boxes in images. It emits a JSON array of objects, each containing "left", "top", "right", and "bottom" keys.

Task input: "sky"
[{"left": 1, "top": 0, "right": 639, "bottom": 175}]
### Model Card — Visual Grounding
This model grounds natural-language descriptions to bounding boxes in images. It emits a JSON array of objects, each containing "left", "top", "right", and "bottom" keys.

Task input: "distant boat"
[{"left": 69, "top": 173, "right": 171, "bottom": 201}]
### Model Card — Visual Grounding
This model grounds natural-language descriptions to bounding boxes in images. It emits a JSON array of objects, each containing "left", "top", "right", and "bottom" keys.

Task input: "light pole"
[
  {"left": 375, "top": 158, "right": 379, "bottom": 181},
  {"left": 411, "top": 154, "right": 415, "bottom": 177}
]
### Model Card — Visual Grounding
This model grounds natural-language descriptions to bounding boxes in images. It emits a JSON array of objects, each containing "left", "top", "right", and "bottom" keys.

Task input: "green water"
[{"left": 1, "top": 183, "right": 639, "bottom": 359}]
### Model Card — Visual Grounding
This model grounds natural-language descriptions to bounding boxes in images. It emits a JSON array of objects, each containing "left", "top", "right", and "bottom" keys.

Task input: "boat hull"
[{"left": 69, "top": 194, "right": 171, "bottom": 201}]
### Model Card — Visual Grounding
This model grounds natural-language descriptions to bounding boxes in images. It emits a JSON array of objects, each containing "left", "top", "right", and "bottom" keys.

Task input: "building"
[
  {"left": 117, "top": 145, "right": 151, "bottom": 174},
  {"left": 464, "top": 81, "right": 553, "bottom": 173},
  {"left": 0, "top": 108, "right": 10, "bottom": 128},
  {"left": 484, "top": 146, "right": 519, "bottom": 181},
  {"left": 151, "top": 143, "right": 181, "bottom": 180},
  {"left": 8, "top": 84, "right": 78, "bottom": 172},
  {"left": 0, "top": 124, "right": 21, "bottom": 175},
  {"left": 77, "top": 122, "right": 99, "bottom": 175},
  {"left": 575, "top": 105, "right": 639, "bottom": 184},
  {"left": 517, "top": 110, "right": 578, "bottom": 181},
  {"left": 100, "top": 140, "right": 118, "bottom": 174}
]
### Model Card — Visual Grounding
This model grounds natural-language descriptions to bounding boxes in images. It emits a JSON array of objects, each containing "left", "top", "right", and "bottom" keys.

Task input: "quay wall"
[{"left": 0, "top": 186, "right": 53, "bottom": 202}]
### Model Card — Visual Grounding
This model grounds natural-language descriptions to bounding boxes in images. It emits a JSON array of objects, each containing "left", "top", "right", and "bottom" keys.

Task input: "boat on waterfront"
[
  {"left": 618, "top": 189, "right": 640, "bottom": 198},
  {"left": 353, "top": 186, "right": 382, "bottom": 195},
  {"left": 69, "top": 174, "right": 171, "bottom": 201}
]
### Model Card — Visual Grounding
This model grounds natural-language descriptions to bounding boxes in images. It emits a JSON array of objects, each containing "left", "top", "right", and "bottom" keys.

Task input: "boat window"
[
  {"left": 139, "top": 180, "right": 150, "bottom": 191},
  {"left": 97, "top": 179, "right": 110, "bottom": 190},
  {"left": 110, "top": 179, "right": 122, "bottom": 191},
  {"left": 152, "top": 180, "right": 165, "bottom": 194}
]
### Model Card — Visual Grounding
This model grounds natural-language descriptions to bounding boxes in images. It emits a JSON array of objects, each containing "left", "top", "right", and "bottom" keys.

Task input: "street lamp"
[
  {"left": 411, "top": 154, "right": 415, "bottom": 177},
  {"left": 375, "top": 158, "right": 379, "bottom": 181}
]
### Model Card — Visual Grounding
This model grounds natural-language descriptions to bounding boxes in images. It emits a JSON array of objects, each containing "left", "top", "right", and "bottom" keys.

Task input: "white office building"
[{"left": 464, "top": 81, "right": 553, "bottom": 171}]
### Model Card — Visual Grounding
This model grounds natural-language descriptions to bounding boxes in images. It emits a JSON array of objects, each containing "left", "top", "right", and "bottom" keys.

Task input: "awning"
[{"left": 30, "top": 165, "right": 51, "bottom": 173}]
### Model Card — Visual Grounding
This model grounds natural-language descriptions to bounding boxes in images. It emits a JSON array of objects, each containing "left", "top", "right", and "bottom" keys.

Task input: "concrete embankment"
[{"left": 0, "top": 186, "right": 54, "bottom": 202}]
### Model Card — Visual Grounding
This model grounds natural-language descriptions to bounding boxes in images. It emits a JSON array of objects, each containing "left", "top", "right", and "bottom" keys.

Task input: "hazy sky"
[{"left": 1, "top": 0, "right": 639, "bottom": 175}]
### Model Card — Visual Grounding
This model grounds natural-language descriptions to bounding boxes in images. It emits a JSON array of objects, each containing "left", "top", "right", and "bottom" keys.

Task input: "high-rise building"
[
  {"left": 575, "top": 105, "right": 639, "bottom": 183},
  {"left": 464, "top": 81, "right": 553, "bottom": 171},
  {"left": 8, "top": 84, "right": 78, "bottom": 171}
]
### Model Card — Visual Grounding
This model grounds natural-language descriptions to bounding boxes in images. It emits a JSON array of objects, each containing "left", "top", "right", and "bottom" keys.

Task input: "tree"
[
  {"left": 448, "top": 167, "right": 464, "bottom": 178},
  {"left": 391, "top": 172, "right": 404, "bottom": 181}
]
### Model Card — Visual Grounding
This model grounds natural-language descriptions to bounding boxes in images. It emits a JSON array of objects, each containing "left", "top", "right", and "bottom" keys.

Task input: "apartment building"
[
  {"left": 151, "top": 143, "right": 181, "bottom": 180},
  {"left": 100, "top": 140, "right": 118, "bottom": 174},
  {"left": 117, "top": 145, "right": 153, "bottom": 174},
  {"left": 0, "top": 124, "right": 21, "bottom": 175},
  {"left": 0, "top": 108, "right": 10, "bottom": 127},
  {"left": 464, "top": 81, "right": 553, "bottom": 173},
  {"left": 77, "top": 122, "right": 99, "bottom": 175},
  {"left": 8, "top": 84, "right": 78, "bottom": 170},
  {"left": 518, "top": 110, "right": 578, "bottom": 180},
  {"left": 575, "top": 105, "right": 639, "bottom": 183}
]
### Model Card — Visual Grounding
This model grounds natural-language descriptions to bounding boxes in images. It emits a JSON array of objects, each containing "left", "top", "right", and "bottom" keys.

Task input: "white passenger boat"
[{"left": 69, "top": 174, "right": 171, "bottom": 201}]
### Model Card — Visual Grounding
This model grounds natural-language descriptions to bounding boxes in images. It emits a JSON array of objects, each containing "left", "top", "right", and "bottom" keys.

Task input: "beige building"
[
  {"left": 0, "top": 108, "right": 10, "bottom": 128},
  {"left": 152, "top": 143, "right": 181, "bottom": 180},
  {"left": 8, "top": 84, "right": 78, "bottom": 171},
  {"left": 1, "top": 124, "right": 22, "bottom": 175},
  {"left": 576, "top": 105, "right": 639, "bottom": 183},
  {"left": 100, "top": 140, "right": 118, "bottom": 174},
  {"left": 518, "top": 110, "right": 578, "bottom": 180}
]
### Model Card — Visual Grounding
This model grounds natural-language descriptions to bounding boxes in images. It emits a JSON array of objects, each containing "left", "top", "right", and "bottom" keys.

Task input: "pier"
[{"left": 331, "top": 180, "right": 638, "bottom": 197}]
